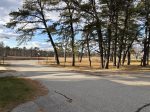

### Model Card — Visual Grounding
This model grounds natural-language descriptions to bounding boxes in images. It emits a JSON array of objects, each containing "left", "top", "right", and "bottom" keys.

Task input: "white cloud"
[
  {"left": 46, "top": 11, "right": 60, "bottom": 21},
  {"left": 0, "top": 0, "right": 60, "bottom": 50},
  {"left": 20, "top": 41, "right": 53, "bottom": 51},
  {"left": 0, "top": 0, "right": 22, "bottom": 43},
  {"left": 0, "top": 0, "right": 22, "bottom": 23}
]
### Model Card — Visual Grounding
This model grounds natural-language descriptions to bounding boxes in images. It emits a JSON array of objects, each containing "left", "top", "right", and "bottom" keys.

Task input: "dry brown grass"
[
  {"left": 4, "top": 56, "right": 45, "bottom": 60},
  {"left": 40, "top": 57, "right": 150, "bottom": 72}
]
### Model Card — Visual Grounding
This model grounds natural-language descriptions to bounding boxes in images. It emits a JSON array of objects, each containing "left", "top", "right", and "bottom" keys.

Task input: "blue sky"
[{"left": 0, "top": 0, "right": 60, "bottom": 51}]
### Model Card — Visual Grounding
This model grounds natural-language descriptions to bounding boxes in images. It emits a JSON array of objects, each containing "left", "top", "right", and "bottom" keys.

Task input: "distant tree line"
[
  {"left": 6, "top": 0, "right": 150, "bottom": 69},
  {"left": 0, "top": 42, "right": 53, "bottom": 57},
  {"left": 0, "top": 42, "right": 98, "bottom": 58}
]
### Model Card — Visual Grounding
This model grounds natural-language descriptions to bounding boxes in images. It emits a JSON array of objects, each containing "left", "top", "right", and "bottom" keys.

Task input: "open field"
[
  {"left": 3, "top": 56, "right": 46, "bottom": 60},
  {"left": 40, "top": 57, "right": 150, "bottom": 72},
  {"left": 0, "top": 77, "right": 48, "bottom": 112},
  {"left": 1, "top": 56, "right": 149, "bottom": 71}
]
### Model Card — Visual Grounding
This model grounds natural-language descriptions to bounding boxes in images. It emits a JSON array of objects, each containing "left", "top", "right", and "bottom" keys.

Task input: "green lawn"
[{"left": 0, "top": 77, "right": 47, "bottom": 112}]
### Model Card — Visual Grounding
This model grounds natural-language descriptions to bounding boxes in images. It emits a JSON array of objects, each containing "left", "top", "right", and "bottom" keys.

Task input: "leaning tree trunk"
[
  {"left": 43, "top": 23, "right": 59, "bottom": 65},
  {"left": 39, "top": 1, "right": 60, "bottom": 65}
]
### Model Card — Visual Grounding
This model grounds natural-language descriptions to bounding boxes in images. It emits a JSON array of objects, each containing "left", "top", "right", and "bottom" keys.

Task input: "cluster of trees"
[
  {"left": 6, "top": 0, "right": 150, "bottom": 69},
  {"left": 0, "top": 42, "right": 52, "bottom": 57}
]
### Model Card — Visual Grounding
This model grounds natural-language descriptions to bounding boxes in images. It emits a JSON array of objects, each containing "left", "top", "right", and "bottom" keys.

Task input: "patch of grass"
[{"left": 0, "top": 77, "right": 48, "bottom": 112}]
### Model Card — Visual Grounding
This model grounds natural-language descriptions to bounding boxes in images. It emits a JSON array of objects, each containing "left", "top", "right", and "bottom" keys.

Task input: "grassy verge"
[{"left": 0, "top": 77, "right": 48, "bottom": 112}]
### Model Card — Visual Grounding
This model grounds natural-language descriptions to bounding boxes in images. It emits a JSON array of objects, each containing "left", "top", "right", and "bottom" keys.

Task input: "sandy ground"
[
  {"left": 0, "top": 66, "right": 6, "bottom": 70},
  {"left": 2, "top": 60, "right": 150, "bottom": 112}
]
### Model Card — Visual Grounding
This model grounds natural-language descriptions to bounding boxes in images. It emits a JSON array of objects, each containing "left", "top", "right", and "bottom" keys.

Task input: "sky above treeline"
[{"left": 0, "top": 0, "right": 59, "bottom": 51}]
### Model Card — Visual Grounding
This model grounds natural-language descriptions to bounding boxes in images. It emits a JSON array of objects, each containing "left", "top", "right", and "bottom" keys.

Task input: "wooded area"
[
  {"left": 0, "top": 42, "right": 52, "bottom": 57},
  {"left": 6, "top": 0, "right": 150, "bottom": 69}
]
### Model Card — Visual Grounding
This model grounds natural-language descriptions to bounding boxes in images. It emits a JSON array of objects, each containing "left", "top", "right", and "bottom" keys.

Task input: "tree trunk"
[
  {"left": 117, "top": 2, "right": 129, "bottom": 68},
  {"left": 79, "top": 45, "right": 84, "bottom": 63},
  {"left": 143, "top": 39, "right": 147, "bottom": 66},
  {"left": 44, "top": 27, "right": 60, "bottom": 65},
  {"left": 97, "top": 28, "right": 104, "bottom": 69},
  {"left": 144, "top": 0, "right": 150, "bottom": 66},
  {"left": 104, "top": 0, "right": 113, "bottom": 69},
  {"left": 105, "top": 26, "right": 112, "bottom": 69},
  {"left": 38, "top": 0, "right": 60, "bottom": 65},
  {"left": 127, "top": 51, "right": 131, "bottom": 65},
  {"left": 86, "top": 33, "right": 92, "bottom": 67},
  {"left": 113, "top": 11, "right": 118, "bottom": 66},
  {"left": 64, "top": 37, "right": 69, "bottom": 63},
  {"left": 122, "top": 51, "right": 126, "bottom": 66},
  {"left": 71, "top": 24, "right": 75, "bottom": 66},
  {"left": 91, "top": 0, "right": 104, "bottom": 68},
  {"left": 64, "top": 46, "right": 67, "bottom": 63},
  {"left": 68, "top": 8, "right": 75, "bottom": 66},
  {"left": 147, "top": 27, "right": 150, "bottom": 65}
]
